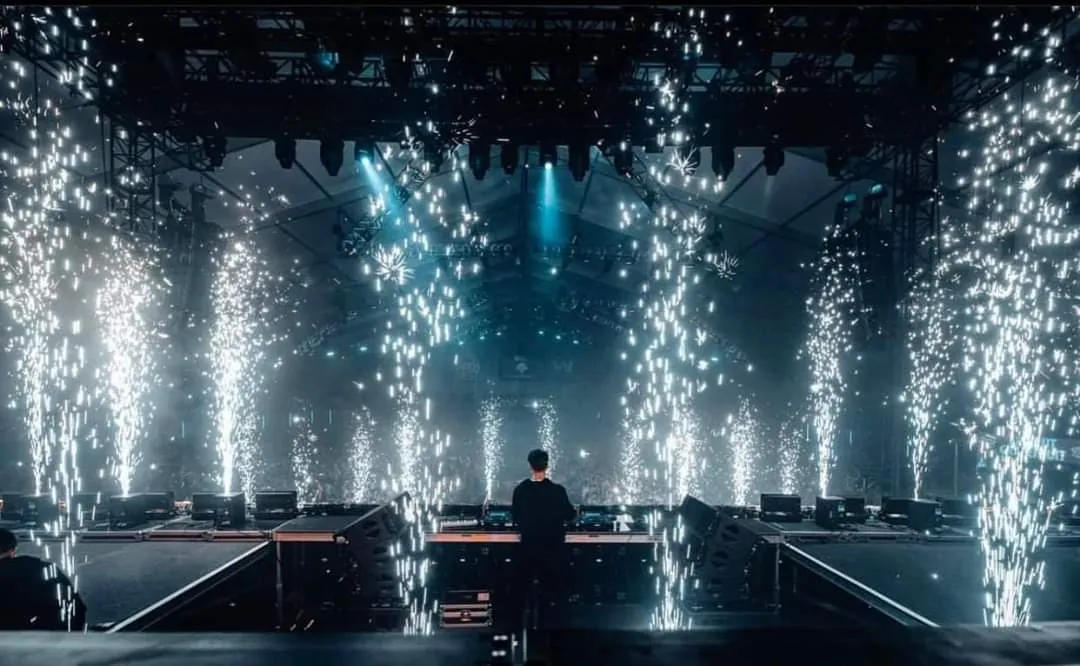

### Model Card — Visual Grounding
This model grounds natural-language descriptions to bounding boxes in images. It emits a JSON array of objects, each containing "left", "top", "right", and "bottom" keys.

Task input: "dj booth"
[{"left": 426, "top": 505, "right": 665, "bottom": 630}]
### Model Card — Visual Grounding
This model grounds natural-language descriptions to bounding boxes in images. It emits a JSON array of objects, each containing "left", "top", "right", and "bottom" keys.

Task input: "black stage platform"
[
  {"left": 12, "top": 509, "right": 1080, "bottom": 634},
  {"left": 794, "top": 540, "right": 1080, "bottom": 625},
  {"left": 9, "top": 624, "right": 1080, "bottom": 666},
  {"left": 17, "top": 539, "right": 264, "bottom": 628}
]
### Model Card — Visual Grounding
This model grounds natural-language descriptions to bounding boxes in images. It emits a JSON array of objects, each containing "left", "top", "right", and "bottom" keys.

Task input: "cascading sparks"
[
  {"left": 94, "top": 234, "right": 162, "bottom": 496},
  {"left": 903, "top": 270, "right": 955, "bottom": 499},
  {"left": 618, "top": 411, "right": 645, "bottom": 504},
  {"left": 348, "top": 408, "right": 375, "bottom": 502},
  {"left": 535, "top": 399, "right": 559, "bottom": 476},
  {"left": 0, "top": 12, "right": 101, "bottom": 626},
  {"left": 727, "top": 398, "right": 759, "bottom": 505},
  {"left": 480, "top": 396, "right": 503, "bottom": 502},
  {"left": 289, "top": 407, "right": 319, "bottom": 505},
  {"left": 777, "top": 414, "right": 804, "bottom": 496},
  {"left": 804, "top": 221, "right": 859, "bottom": 496},
  {"left": 209, "top": 236, "right": 273, "bottom": 497},
  {"left": 365, "top": 131, "right": 479, "bottom": 634},
  {"left": 949, "top": 34, "right": 1077, "bottom": 626},
  {"left": 670, "top": 406, "right": 702, "bottom": 500}
]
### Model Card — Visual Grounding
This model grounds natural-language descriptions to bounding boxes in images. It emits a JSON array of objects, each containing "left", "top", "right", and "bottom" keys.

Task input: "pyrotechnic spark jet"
[
  {"left": 618, "top": 407, "right": 645, "bottom": 504},
  {"left": 290, "top": 409, "right": 320, "bottom": 504},
  {"left": 480, "top": 397, "right": 503, "bottom": 501},
  {"left": 209, "top": 237, "right": 275, "bottom": 496},
  {"left": 617, "top": 8, "right": 715, "bottom": 632},
  {"left": 670, "top": 407, "right": 702, "bottom": 500},
  {"left": 951, "top": 46, "right": 1077, "bottom": 626},
  {"left": 370, "top": 123, "right": 478, "bottom": 635},
  {"left": 903, "top": 271, "right": 956, "bottom": 499},
  {"left": 804, "top": 222, "right": 859, "bottom": 496},
  {"left": 0, "top": 15, "right": 101, "bottom": 626},
  {"left": 728, "top": 399, "right": 759, "bottom": 505},
  {"left": 94, "top": 234, "right": 161, "bottom": 496},
  {"left": 778, "top": 416, "right": 804, "bottom": 496},
  {"left": 535, "top": 399, "right": 558, "bottom": 475},
  {"left": 348, "top": 408, "right": 375, "bottom": 503}
]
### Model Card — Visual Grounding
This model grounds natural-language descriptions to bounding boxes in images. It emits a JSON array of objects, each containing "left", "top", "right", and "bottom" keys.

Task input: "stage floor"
[
  {"left": 796, "top": 541, "right": 1080, "bottom": 625},
  {"left": 19, "top": 540, "right": 262, "bottom": 628}
]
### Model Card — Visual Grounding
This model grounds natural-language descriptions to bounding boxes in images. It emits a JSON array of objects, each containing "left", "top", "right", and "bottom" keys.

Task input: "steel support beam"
[{"left": 107, "top": 119, "right": 160, "bottom": 236}]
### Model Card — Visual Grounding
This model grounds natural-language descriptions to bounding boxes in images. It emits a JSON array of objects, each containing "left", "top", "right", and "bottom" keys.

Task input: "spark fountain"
[
  {"left": 208, "top": 236, "right": 276, "bottom": 499},
  {"left": 949, "top": 30, "right": 1079, "bottom": 626},
  {"left": 289, "top": 406, "right": 320, "bottom": 505},
  {"left": 534, "top": 399, "right": 559, "bottom": 476},
  {"left": 727, "top": 398, "right": 760, "bottom": 506},
  {"left": 777, "top": 414, "right": 805, "bottom": 496},
  {"left": 0, "top": 12, "right": 101, "bottom": 627},
  {"left": 616, "top": 8, "right": 725, "bottom": 631},
  {"left": 903, "top": 268, "right": 957, "bottom": 498},
  {"left": 348, "top": 408, "right": 376, "bottom": 503},
  {"left": 804, "top": 220, "right": 860, "bottom": 496},
  {"left": 94, "top": 233, "right": 163, "bottom": 496},
  {"left": 364, "top": 118, "right": 480, "bottom": 633},
  {"left": 480, "top": 397, "right": 504, "bottom": 501}
]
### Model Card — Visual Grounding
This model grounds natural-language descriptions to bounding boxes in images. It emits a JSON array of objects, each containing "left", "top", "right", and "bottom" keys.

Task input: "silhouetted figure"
[
  {"left": 0, "top": 528, "right": 86, "bottom": 630},
  {"left": 508, "top": 449, "right": 576, "bottom": 631}
]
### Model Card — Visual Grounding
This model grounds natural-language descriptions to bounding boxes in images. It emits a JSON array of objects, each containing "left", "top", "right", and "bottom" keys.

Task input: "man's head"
[
  {"left": 527, "top": 449, "right": 549, "bottom": 477},
  {"left": 0, "top": 528, "right": 16, "bottom": 559}
]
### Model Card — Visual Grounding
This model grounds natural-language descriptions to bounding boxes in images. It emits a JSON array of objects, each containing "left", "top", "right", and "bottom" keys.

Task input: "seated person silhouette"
[
  {"left": 0, "top": 527, "right": 86, "bottom": 630},
  {"left": 508, "top": 449, "right": 576, "bottom": 631}
]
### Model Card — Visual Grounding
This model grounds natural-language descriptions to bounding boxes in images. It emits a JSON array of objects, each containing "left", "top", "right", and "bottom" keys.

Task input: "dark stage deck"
[
  {"left": 794, "top": 540, "right": 1080, "bottom": 625},
  {"left": 10, "top": 624, "right": 1080, "bottom": 666},
  {"left": 18, "top": 538, "right": 264, "bottom": 628}
]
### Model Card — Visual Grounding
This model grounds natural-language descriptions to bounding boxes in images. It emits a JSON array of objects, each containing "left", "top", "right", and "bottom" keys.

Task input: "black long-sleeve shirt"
[
  {"left": 0, "top": 555, "right": 87, "bottom": 630},
  {"left": 511, "top": 478, "right": 576, "bottom": 551}
]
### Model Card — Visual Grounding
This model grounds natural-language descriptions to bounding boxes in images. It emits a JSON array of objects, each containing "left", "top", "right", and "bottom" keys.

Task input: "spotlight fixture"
[
  {"left": 354, "top": 139, "right": 377, "bottom": 165},
  {"left": 469, "top": 142, "right": 490, "bottom": 180},
  {"left": 501, "top": 143, "right": 519, "bottom": 175},
  {"left": 762, "top": 144, "right": 785, "bottom": 176},
  {"left": 568, "top": 142, "right": 590, "bottom": 182},
  {"left": 612, "top": 142, "right": 633, "bottom": 178},
  {"left": 538, "top": 142, "right": 557, "bottom": 168},
  {"left": 275, "top": 137, "right": 296, "bottom": 169},
  {"left": 862, "top": 184, "right": 887, "bottom": 219},
  {"left": 320, "top": 137, "right": 345, "bottom": 177},
  {"left": 711, "top": 144, "right": 735, "bottom": 180}
]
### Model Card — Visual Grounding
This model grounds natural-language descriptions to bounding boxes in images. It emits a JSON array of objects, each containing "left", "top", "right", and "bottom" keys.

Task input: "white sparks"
[
  {"left": 348, "top": 408, "right": 376, "bottom": 503},
  {"left": 534, "top": 399, "right": 559, "bottom": 476},
  {"left": 94, "top": 234, "right": 162, "bottom": 497},
  {"left": 903, "top": 270, "right": 955, "bottom": 499},
  {"left": 290, "top": 408, "right": 319, "bottom": 505},
  {"left": 950, "top": 44, "right": 1077, "bottom": 626},
  {"left": 777, "top": 414, "right": 804, "bottom": 496},
  {"left": 209, "top": 236, "right": 276, "bottom": 498},
  {"left": 727, "top": 398, "right": 759, "bottom": 505},
  {"left": 804, "top": 221, "right": 859, "bottom": 496},
  {"left": 480, "top": 397, "right": 503, "bottom": 502}
]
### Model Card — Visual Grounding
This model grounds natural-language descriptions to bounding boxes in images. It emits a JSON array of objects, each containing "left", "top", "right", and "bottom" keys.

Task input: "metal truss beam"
[
  {"left": 107, "top": 119, "right": 160, "bottom": 236},
  {"left": 740, "top": 13, "right": 1074, "bottom": 255},
  {"left": 95, "top": 8, "right": 1043, "bottom": 60}
]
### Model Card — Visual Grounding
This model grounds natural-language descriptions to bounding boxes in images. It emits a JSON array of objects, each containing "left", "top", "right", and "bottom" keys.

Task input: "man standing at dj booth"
[{"left": 508, "top": 448, "right": 577, "bottom": 631}]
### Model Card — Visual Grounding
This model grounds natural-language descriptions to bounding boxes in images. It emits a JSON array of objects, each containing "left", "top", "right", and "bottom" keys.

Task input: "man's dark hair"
[
  {"left": 0, "top": 527, "right": 16, "bottom": 553},
  {"left": 527, "top": 449, "right": 549, "bottom": 472}
]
